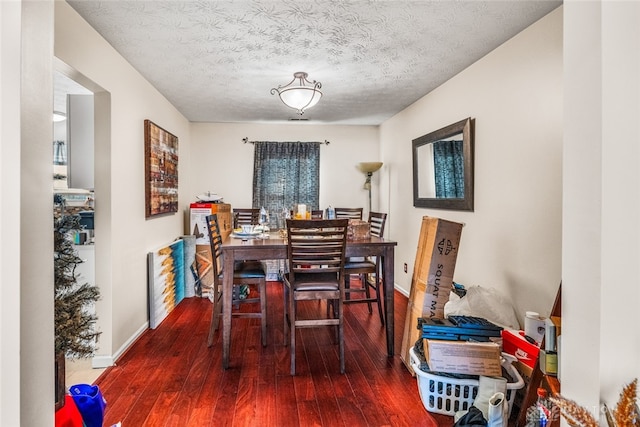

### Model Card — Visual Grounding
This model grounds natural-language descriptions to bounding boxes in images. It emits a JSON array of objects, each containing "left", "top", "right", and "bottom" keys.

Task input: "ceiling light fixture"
[
  {"left": 271, "top": 72, "right": 322, "bottom": 115},
  {"left": 53, "top": 111, "right": 66, "bottom": 122}
]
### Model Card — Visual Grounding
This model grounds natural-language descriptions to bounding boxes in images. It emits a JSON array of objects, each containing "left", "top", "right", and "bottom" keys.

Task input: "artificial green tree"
[{"left": 54, "top": 214, "right": 101, "bottom": 358}]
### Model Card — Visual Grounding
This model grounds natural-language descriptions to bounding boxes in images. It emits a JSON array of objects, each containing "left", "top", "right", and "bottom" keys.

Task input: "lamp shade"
[
  {"left": 279, "top": 86, "right": 322, "bottom": 111},
  {"left": 271, "top": 72, "right": 322, "bottom": 115},
  {"left": 357, "top": 162, "right": 383, "bottom": 174}
]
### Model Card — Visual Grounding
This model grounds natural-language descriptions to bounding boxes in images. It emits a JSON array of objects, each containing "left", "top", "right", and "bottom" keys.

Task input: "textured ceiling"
[
  {"left": 66, "top": 0, "right": 561, "bottom": 125},
  {"left": 54, "top": 72, "right": 92, "bottom": 115}
]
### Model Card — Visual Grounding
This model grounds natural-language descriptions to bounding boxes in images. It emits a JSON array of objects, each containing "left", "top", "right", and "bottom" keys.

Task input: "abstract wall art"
[
  {"left": 180, "top": 235, "right": 198, "bottom": 298},
  {"left": 147, "top": 238, "right": 185, "bottom": 329},
  {"left": 144, "top": 119, "right": 178, "bottom": 218}
]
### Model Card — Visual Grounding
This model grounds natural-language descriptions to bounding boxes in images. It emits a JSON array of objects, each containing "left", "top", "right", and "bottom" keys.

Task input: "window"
[{"left": 252, "top": 141, "right": 320, "bottom": 228}]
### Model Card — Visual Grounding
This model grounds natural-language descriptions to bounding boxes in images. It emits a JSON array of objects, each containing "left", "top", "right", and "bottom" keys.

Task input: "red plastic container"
[{"left": 501, "top": 329, "right": 540, "bottom": 369}]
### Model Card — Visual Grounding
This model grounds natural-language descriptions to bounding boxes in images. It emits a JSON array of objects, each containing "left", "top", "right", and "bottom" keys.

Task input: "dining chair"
[
  {"left": 283, "top": 218, "right": 349, "bottom": 375},
  {"left": 343, "top": 211, "right": 388, "bottom": 325},
  {"left": 232, "top": 208, "right": 260, "bottom": 229},
  {"left": 232, "top": 207, "right": 264, "bottom": 264},
  {"left": 334, "top": 207, "right": 363, "bottom": 220},
  {"left": 205, "top": 214, "right": 267, "bottom": 348},
  {"left": 311, "top": 210, "right": 324, "bottom": 219}
]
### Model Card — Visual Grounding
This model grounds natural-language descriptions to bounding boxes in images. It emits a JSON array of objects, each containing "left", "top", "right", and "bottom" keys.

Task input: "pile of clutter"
[
  {"left": 55, "top": 383, "right": 120, "bottom": 427},
  {"left": 410, "top": 315, "right": 524, "bottom": 427},
  {"left": 452, "top": 376, "right": 513, "bottom": 427},
  {"left": 399, "top": 217, "right": 525, "bottom": 426}
]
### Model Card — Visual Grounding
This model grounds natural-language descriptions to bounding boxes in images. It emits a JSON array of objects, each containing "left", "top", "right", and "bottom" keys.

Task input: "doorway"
[{"left": 53, "top": 59, "right": 113, "bottom": 384}]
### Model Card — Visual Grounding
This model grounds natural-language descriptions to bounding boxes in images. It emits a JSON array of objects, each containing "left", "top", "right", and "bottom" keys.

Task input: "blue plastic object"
[{"left": 69, "top": 384, "right": 106, "bottom": 427}]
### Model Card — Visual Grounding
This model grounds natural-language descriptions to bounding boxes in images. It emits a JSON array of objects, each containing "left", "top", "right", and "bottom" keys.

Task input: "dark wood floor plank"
[
  {"left": 102, "top": 390, "right": 140, "bottom": 426},
  {"left": 339, "top": 356, "right": 393, "bottom": 426},
  {"left": 164, "top": 342, "right": 212, "bottom": 427},
  {"left": 211, "top": 368, "right": 241, "bottom": 425},
  {"left": 118, "top": 388, "right": 160, "bottom": 426},
  {"left": 292, "top": 373, "right": 316, "bottom": 402},
  {"left": 344, "top": 294, "right": 434, "bottom": 427},
  {"left": 164, "top": 391, "right": 197, "bottom": 427},
  {"left": 296, "top": 400, "right": 325, "bottom": 427},
  {"left": 233, "top": 375, "right": 258, "bottom": 425},
  {"left": 305, "top": 323, "right": 364, "bottom": 427},
  {"left": 255, "top": 370, "right": 278, "bottom": 426},
  {"left": 237, "top": 322, "right": 262, "bottom": 378},
  {"left": 96, "top": 283, "right": 454, "bottom": 427},
  {"left": 299, "top": 325, "right": 340, "bottom": 427},
  {"left": 186, "top": 333, "right": 225, "bottom": 427},
  {"left": 180, "top": 341, "right": 214, "bottom": 395},
  {"left": 143, "top": 391, "right": 179, "bottom": 427},
  {"left": 275, "top": 374, "right": 300, "bottom": 427}
]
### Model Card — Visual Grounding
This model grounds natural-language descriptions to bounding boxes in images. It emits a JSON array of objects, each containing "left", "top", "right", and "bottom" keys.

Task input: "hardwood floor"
[{"left": 95, "top": 281, "right": 454, "bottom": 427}]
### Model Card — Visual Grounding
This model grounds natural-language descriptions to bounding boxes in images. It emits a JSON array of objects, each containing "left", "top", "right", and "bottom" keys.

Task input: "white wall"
[
  {"left": 189, "top": 123, "right": 379, "bottom": 219},
  {"left": 598, "top": 0, "right": 640, "bottom": 405},
  {"left": 380, "top": 8, "right": 563, "bottom": 320},
  {"left": 563, "top": 0, "right": 640, "bottom": 418},
  {"left": 17, "top": 1, "right": 55, "bottom": 426},
  {"left": 2, "top": 2, "right": 29, "bottom": 425},
  {"left": 55, "top": 1, "right": 192, "bottom": 364}
]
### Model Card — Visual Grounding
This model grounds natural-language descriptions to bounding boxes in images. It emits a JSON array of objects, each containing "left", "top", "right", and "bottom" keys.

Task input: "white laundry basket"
[{"left": 409, "top": 346, "right": 524, "bottom": 417}]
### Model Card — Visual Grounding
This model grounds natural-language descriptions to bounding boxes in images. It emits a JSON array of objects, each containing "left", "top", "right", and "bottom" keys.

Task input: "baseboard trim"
[
  {"left": 92, "top": 321, "right": 149, "bottom": 369},
  {"left": 394, "top": 283, "right": 409, "bottom": 297},
  {"left": 91, "top": 355, "right": 113, "bottom": 369}
]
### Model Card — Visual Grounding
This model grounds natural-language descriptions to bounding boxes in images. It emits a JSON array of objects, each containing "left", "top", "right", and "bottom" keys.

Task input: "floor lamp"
[{"left": 357, "top": 162, "right": 383, "bottom": 213}]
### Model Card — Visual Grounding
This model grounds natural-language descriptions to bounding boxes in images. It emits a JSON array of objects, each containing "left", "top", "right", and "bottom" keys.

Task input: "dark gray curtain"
[
  {"left": 433, "top": 140, "right": 464, "bottom": 198},
  {"left": 252, "top": 141, "right": 320, "bottom": 229},
  {"left": 53, "top": 140, "right": 66, "bottom": 165}
]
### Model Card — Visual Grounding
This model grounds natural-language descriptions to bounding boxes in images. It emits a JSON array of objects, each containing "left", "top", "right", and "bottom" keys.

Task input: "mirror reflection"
[
  {"left": 416, "top": 133, "right": 465, "bottom": 199},
  {"left": 412, "top": 117, "right": 474, "bottom": 211}
]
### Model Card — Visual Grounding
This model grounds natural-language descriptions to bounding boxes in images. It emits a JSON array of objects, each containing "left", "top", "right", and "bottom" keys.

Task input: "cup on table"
[{"left": 241, "top": 224, "right": 253, "bottom": 234}]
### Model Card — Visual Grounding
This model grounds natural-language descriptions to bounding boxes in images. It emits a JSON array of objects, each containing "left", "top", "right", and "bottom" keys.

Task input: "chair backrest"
[
  {"left": 205, "top": 214, "right": 223, "bottom": 283},
  {"left": 311, "top": 210, "right": 324, "bottom": 219},
  {"left": 233, "top": 208, "right": 260, "bottom": 228},
  {"left": 334, "top": 207, "right": 363, "bottom": 220},
  {"left": 285, "top": 219, "right": 349, "bottom": 283},
  {"left": 368, "top": 212, "right": 388, "bottom": 238}
]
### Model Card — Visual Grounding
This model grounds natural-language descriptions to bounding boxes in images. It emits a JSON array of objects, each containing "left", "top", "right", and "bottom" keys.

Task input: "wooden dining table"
[{"left": 220, "top": 232, "right": 398, "bottom": 369}]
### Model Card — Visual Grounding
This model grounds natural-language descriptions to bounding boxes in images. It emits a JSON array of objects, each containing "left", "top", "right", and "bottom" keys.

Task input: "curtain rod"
[{"left": 242, "top": 137, "right": 330, "bottom": 145}]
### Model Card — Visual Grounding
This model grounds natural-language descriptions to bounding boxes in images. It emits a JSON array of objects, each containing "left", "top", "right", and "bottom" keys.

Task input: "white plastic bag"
[{"left": 444, "top": 285, "right": 520, "bottom": 330}]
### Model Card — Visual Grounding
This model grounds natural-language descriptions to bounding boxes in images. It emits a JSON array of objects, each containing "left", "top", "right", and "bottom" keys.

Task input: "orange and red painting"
[{"left": 145, "top": 119, "right": 178, "bottom": 217}]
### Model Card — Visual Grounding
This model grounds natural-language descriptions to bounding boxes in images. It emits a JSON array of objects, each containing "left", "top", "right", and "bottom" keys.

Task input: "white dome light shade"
[
  {"left": 271, "top": 72, "right": 322, "bottom": 115},
  {"left": 279, "top": 86, "right": 322, "bottom": 111}
]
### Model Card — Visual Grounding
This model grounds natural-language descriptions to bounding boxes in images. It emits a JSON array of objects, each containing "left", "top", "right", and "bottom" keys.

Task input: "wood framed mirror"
[{"left": 412, "top": 117, "right": 475, "bottom": 211}]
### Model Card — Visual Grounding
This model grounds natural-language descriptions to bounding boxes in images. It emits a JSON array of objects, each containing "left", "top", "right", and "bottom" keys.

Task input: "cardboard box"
[
  {"left": 401, "top": 216, "right": 464, "bottom": 373},
  {"left": 501, "top": 329, "right": 540, "bottom": 369},
  {"left": 423, "top": 339, "right": 502, "bottom": 376},
  {"left": 189, "top": 203, "right": 231, "bottom": 297},
  {"left": 514, "top": 360, "right": 534, "bottom": 383},
  {"left": 189, "top": 203, "right": 232, "bottom": 243}
]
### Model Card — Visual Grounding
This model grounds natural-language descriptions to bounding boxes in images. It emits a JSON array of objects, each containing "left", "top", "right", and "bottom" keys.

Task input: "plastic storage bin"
[{"left": 409, "top": 347, "right": 524, "bottom": 417}]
